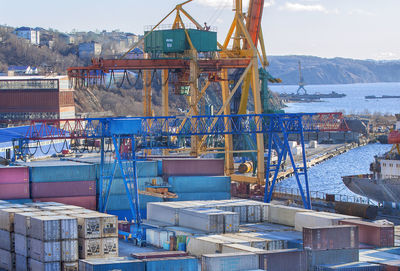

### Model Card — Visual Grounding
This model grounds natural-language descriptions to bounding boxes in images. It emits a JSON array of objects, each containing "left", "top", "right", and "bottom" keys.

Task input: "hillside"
[{"left": 268, "top": 55, "right": 400, "bottom": 85}]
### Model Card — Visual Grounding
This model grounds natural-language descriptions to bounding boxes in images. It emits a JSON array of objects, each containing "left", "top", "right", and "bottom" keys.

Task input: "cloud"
[
  {"left": 281, "top": 2, "right": 330, "bottom": 13},
  {"left": 375, "top": 51, "right": 398, "bottom": 60},
  {"left": 265, "top": 0, "right": 275, "bottom": 8}
]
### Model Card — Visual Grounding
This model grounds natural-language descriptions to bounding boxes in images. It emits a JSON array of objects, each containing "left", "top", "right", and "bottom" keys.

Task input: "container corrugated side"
[
  {"left": 29, "top": 258, "right": 61, "bottom": 271},
  {"left": 0, "top": 229, "right": 14, "bottom": 251},
  {"left": 314, "top": 261, "right": 383, "bottom": 271},
  {"left": 0, "top": 248, "right": 15, "bottom": 271},
  {"left": 0, "top": 208, "right": 25, "bottom": 231},
  {"left": 61, "top": 239, "right": 78, "bottom": 262},
  {"left": 306, "top": 248, "right": 359, "bottom": 270},
  {"left": 57, "top": 215, "right": 78, "bottom": 240},
  {"left": 15, "top": 253, "right": 28, "bottom": 271},
  {"left": 0, "top": 166, "right": 29, "bottom": 184},
  {"left": 144, "top": 256, "right": 198, "bottom": 271},
  {"left": 14, "top": 233, "right": 28, "bottom": 257},
  {"left": 31, "top": 180, "right": 96, "bottom": 198},
  {"left": 201, "top": 252, "right": 259, "bottom": 271},
  {"left": 28, "top": 238, "right": 61, "bottom": 262},
  {"left": 0, "top": 183, "right": 29, "bottom": 200},
  {"left": 162, "top": 158, "right": 225, "bottom": 178},
  {"left": 33, "top": 196, "right": 97, "bottom": 210},
  {"left": 303, "top": 225, "right": 359, "bottom": 250},
  {"left": 78, "top": 258, "right": 145, "bottom": 271},
  {"left": 14, "top": 212, "right": 42, "bottom": 236},
  {"left": 29, "top": 216, "right": 61, "bottom": 241},
  {"left": 29, "top": 162, "right": 96, "bottom": 182},
  {"left": 168, "top": 176, "right": 231, "bottom": 193},
  {"left": 170, "top": 192, "right": 231, "bottom": 201},
  {"left": 258, "top": 249, "right": 306, "bottom": 271}
]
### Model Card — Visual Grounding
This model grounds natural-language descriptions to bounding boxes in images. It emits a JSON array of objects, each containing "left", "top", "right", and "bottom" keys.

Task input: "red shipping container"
[
  {"left": 162, "top": 159, "right": 224, "bottom": 177},
  {"left": 33, "top": 196, "right": 97, "bottom": 210},
  {"left": 0, "top": 183, "right": 30, "bottom": 199},
  {"left": 380, "top": 260, "right": 400, "bottom": 271},
  {"left": 340, "top": 219, "right": 394, "bottom": 247},
  {"left": 0, "top": 167, "right": 29, "bottom": 184},
  {"left": 31, "top": 180, "right": 96, "bottom": 198},
  {"left": 303, "top": 225, "right": 359, "bottom": 250}
]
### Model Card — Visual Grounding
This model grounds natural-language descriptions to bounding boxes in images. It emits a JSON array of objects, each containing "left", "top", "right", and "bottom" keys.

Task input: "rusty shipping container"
[
  {"left": 258, "top": 249, "right": 307, "bottom": 271},
  {"left": 303, "top": 225, "right": 359, "bottom": 250},
  {"left": 339, "top": 220, "right": 394, "bottom": 248},
  {"left": 162, "top": 158, "right": 225, "bottom": 178},
  {"left": 0, "top": 167, "right": 29, "bottom": 184},
  {"left": 334, "top": 202, "right": 378, "bottom": 220},
  {"left": 31, "top": 181, "right": 96, "bottom": 198},
  {"left": 33, "top": 196, "right": 97, "bottom": 210},
  {"left": 0, "top": 91, "right": 59, "bottom": 112}
]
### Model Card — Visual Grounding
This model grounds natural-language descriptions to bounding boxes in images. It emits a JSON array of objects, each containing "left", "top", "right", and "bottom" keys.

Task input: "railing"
[{"left": 273, "top": 186, "right": 372, "bottom": 205}]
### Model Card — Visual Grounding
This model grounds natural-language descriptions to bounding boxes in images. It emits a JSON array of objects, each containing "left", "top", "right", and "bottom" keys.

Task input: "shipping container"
[
  {"left": 0, "top": 248, "right": 15, "bottom": 271},
  {"left": 31, "top": 180, "right": 96, "bottom": 198},
  {"left": 102, "top": 237, "right": 119, "bottom": 258},
  {"left": 99, "top": 213, "right": 118, "bottom": 238},
  {"left": 339, "top": 220, "right": 394, "bottom": 248},
  {"left": 28, "top": 161, "right": 96, "bottom": 182},
  {"left": 178, "top": 208, "right": 225, "bottom": 233},
  {"left": 100, "top": 160, "right": 158, "bottom": 179},
  {"left": 29, "top": 258, "right": 61, "bottom": 271},
  {"left": 97, "top": 177, "right": 163, "bottom": 194},
  {"left": 0, "top": 166, "right": 29, "bottom": 184},
  {"left": 102, "top": 193, "right": 162, "bottom": 211},
  {"left": 15, "top": 253, "right": 28, "bottom": 271},
  {"left": 314, "top": 261, "right": 383, "bottom": 271},
  {"left": 303, "top": 225, "right": 359, "bottom": 250},
  {"left": 307, "top": 248, "right": 360, "bottom": 270},
  {"left": 61, "top": 239, "right": 79, "bottom": 262},
  {"left": 131, "top": 251, "right": 188, "bottom": 259},
  {"left": 221, "top": 243, "right": 266, "bottom": 254},
  {"left": 57, "top": 215, "right": 78, "bottom": 240},
  {"left": 0, "top": 229, "right": 14, "bottom": 251},
  {"left": 168, "top": 176, "right": 231, "bottom": 193},
  {"left": 33, "top": 196, "right": 97, "bottom": 210},
  {"left": 170, "top": 192, "right": 231, "bottom": 201},
  {"left": 201, "top": 252, "right": 259, "bottom": 271},
  {"left": 0, "top": 208, "right": 25, "bottom": 231},
  {"left": 145, "top": 228, "right": 175, "bottom": 248},
  {"left": 72, "top": 213, "right": 101, "bottom": 239},
  {"left": 14, "top": 233, "right": 28, "bottom": 256},
  {"left": 29, "top": 216, "right": 61, "bottom": 241},
  {"left": 258, "top": 249, "right": 306, "bottom": 271},
  {"left": 14, "top": 212, "right": 43, "bottom": 236},
  {"left": 78, "top": 258, "right": 145, "bottom": 271},
  {"left": 295, "top": 212, "right": 361, "bottom": 231},
  {"left": 78, "top": 238, "right": 102, "bottom": 259},
  {"left": 162, "top": 159, "right": 224, "bottom": 178},
  {"left": 268, "top": 205, "right": 312, "bottom": 227},
  {"left": 144, "top": 256, "right": 198, "bottom": 271},
  {"left": 62, "top": 261, "right": 79, "bottom": 271},
  {"left": 28, "top": 238, "right": 61, "bottom": 262},
  {"left": 0, "top": 183, "right": 29, "bottom": 200}
]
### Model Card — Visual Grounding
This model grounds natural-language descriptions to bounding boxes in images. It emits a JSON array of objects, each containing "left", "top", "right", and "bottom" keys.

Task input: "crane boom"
[{"left": 246, "top": 0, "right": 264, "bottom": 46}]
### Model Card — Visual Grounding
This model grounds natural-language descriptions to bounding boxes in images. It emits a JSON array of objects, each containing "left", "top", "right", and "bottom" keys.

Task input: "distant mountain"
[{"left": 267, "top": 55, "right": 400, "bottom": 85}]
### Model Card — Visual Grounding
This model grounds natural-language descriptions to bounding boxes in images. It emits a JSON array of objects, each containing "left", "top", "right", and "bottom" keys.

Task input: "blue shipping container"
[
  {"left": 315, "top": 261, "right": 383, "bottom": 271},
  {"left": 168, "top": 176, "right": 231, "bottom": 193},
  {"left": 99, "top": 160, "right": 159, "bottom": 179},
  {"left": 307, "top": 249, "right": 360, "bottom": 270},
  {"left": 169, "top": 192, "right": 230, "bottom": 201},
  {"left": 97, "top": 177, "right": 164, "bottom": 194},
  {"left": 27, "top": 161, "right": 96, "bottom": 182},
  {"left": 144, "top": 257, "right": 198, "bottom": 271},
  {"left": 79, "top": 258, "right": 145, "bottom": 271}
]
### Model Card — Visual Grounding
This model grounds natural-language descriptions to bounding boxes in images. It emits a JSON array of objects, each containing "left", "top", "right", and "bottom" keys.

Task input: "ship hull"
[{"left": 342, "top": 174, "right": 400, "bottom": 203}]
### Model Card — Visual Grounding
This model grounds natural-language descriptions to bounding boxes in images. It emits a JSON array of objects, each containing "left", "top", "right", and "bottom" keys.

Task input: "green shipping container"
[{"left": 145, "top": 29, "right": 217, "bottom": 54}]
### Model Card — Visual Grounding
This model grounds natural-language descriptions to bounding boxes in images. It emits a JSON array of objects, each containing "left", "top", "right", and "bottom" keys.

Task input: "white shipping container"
[
  {"left": 61, "top": 239, "right": 79, "bottom": 262},
  {"left": 62, "top": 261, "right": 79, "bottom": 271},
  {"left": 146, "top": 202, "right": 185, "bottom": 225},
  {"left": 28, "top": 238, "right": 61, "bottom": 262},
  {"left": 78, "top": 238, "right": 102, "bottom": 259},
  {"left": 29, "top": 258, "right": 61, "bottom": 271},
  {"left": 179, "top": 208, "right": 224, "bottom": 233},
  {"left": 221, "top": 243, "right": 266, "bottom": 254},
  {"left": 56, "top": 215, "right": 78, "bottom": 240},
  {"left": 0, "top": 229, "right": 14, "bottom": 251},
  {"left": 268, "top": 205, "right": 312, "bottom": 226},
  {"left": 99, "top": 213, "right": 118, "bottom": 238},
  {"left": 0, "top": 248, "right": 15, "bottom": 271},
  {"left": 15, "top": 253, "right": 28, "bottom": 271},
  {"left": 102, "top": 237, "right": 119, "bottom": 258},
  {"left": 14, "top": 233, "right": 28, "bottom": 257},
  {"left": 29, "top": 216, "right": 61, "bottom": 241},
  {"left": 201, "top": 252, "right": 259, "bottom": 271},
  {"left": 187, "top": 236, "right": 229, "bottom": 257},
  {"left": 14, "top": 212, "right": 43, "bottom": 236},
  {"left": 294, "top": 212, "right": 361, "bottom": 231},
  {"left": 0, "top": 208, "right": 24, "bottom": 231}
]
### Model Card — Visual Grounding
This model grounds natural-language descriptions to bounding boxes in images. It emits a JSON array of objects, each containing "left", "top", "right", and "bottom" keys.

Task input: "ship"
[
  {"left": 279, "top": 61, "right": 346, "bottom": 102},
  {"left": 365, "top": 95, "right": 400, "bottom": 99},
  {"left": 342, "top": 114, "right": 400, "bottom": 203}
]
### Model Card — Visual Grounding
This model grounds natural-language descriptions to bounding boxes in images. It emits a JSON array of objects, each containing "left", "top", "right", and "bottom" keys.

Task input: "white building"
[{"left": 15, "top": 27, "right": 40, "bottom": 45}]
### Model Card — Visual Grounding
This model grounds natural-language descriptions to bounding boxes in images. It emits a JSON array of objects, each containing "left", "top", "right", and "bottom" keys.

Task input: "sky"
[{"left": 1, "top": 0, "right": 399, "bottom": 60}]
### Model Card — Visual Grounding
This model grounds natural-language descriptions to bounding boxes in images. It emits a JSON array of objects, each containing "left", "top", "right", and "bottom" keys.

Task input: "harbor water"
[
  {"left": 276, "top": 143, "right": 392, "bottom": 200},
  {"left": 270, "top": 82, "right": 400, "bottom": 114}
]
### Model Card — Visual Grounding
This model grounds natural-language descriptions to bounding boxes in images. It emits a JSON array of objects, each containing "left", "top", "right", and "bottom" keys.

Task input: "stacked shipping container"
[{"left": 0, "top": 166, "right": 30, "bottom": 201}]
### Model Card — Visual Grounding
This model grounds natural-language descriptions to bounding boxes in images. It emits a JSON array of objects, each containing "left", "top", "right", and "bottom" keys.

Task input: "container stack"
[
  {"left": 0, "top": 166, "right": 30, "bottom": 202},
  {"left": 162, "top": 158, "right": 230, "bottom": 201},
  {"left": 28, "top": 161, "right": 97, "bottom": 210},
  {"left": 303, "top": 225, "right": 360, "bottom": 270},
  {"left": 72, "top": 212, "right": 118, "bottom": 260}
]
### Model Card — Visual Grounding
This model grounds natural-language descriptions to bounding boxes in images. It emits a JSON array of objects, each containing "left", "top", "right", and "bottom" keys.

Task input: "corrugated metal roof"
[{"left": 0, "top": 125, "right": 30, "bottom": 144}]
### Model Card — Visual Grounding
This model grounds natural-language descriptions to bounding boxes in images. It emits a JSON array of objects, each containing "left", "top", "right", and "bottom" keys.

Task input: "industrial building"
[{"left": 0, "top": 76, "right": 75, "bottom": 123}]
